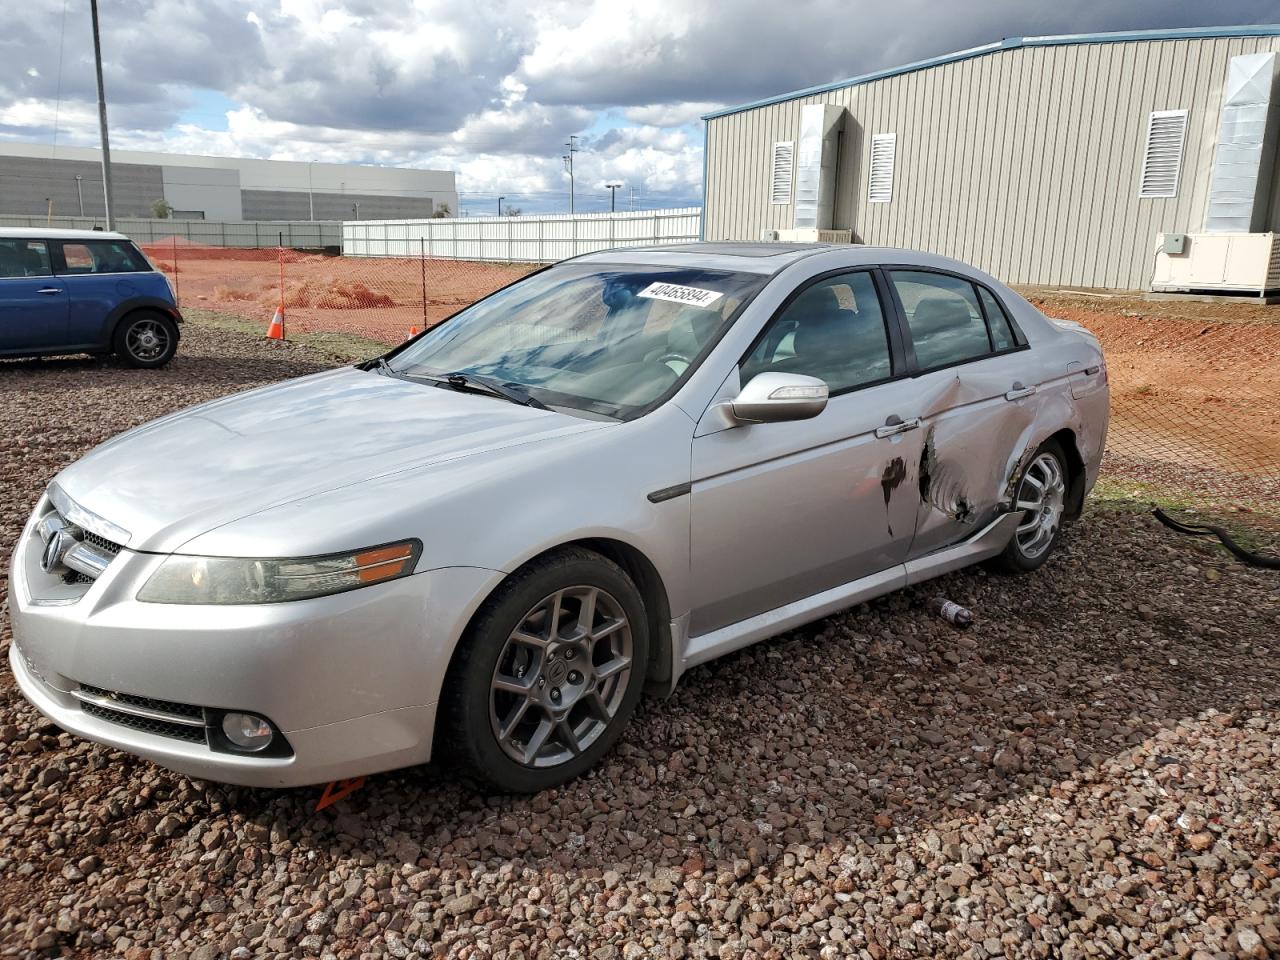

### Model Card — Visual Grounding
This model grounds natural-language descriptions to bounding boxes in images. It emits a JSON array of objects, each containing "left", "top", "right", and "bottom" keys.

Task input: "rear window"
[
  {"left": 0, "top": 238, "right": 52, "bottom": 278},
  {"left": 55, "top": 239, "right": 149, "bottom": 275}
]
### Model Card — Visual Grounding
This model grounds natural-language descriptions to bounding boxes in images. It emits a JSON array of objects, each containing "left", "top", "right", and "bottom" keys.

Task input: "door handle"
[
  {"left": 875, "top": 416, "right": 921, "bottom": 439},
  {"left": 36, "top": 287, "right": 62, "bottom": 295},
  {"left": 1005, "top": 381, "right": 1038, "bottom": 401}
]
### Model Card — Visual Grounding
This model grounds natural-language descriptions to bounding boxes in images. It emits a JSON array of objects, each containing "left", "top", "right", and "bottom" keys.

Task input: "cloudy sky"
[{"left": 1, "top": 0, "right": 1276, "bottom": 215}]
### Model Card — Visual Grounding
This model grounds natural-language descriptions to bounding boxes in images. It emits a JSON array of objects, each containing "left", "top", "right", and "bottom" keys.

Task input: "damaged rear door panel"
[
  {"left": 907, "top": 356, "right": 1046, "bottom": 557},
  {"left": 882, "top": 268, "right": 1049, "bottom": 559}
]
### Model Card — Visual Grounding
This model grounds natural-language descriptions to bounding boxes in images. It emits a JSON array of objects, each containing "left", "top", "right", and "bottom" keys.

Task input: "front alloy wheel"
[
  {"left": 114, "top": 311, "right": 178, "bottom": 368},
  {"left": 490, "top": 585, "right": 633, "bottom": 767},
  {"left": 444, "top": 547, "right": 649, "bottom": 792}
]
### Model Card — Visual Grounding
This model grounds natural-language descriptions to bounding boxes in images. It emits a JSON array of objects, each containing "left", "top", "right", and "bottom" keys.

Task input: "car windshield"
[{"left": 386, "top": 262, "right": 768, "bottom": 419}]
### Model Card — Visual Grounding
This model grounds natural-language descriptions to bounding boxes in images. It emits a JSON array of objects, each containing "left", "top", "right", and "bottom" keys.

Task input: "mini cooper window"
[
  {"left": 890, "top": 270, "right": 992, "bottom": 370},
  {"left": 742, "top": 271, "right": 893, "bottom": 392},
  {"left": 389, "top": 263, "right": 768, "bottom": 419},
  {"left": 56, "top": 240, "right": 149, "bottom": 275},
  {"left": 0, "top": 239, "right": 51, "bottom": 278}
]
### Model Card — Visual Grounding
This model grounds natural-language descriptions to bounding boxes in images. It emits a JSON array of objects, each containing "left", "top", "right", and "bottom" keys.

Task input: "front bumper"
[{"left": 7, "top": 501, "right": 502, "bottom": 787}]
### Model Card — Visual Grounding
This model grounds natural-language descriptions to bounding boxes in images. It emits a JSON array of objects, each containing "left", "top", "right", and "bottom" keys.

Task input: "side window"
[
  {"left": 0, "top": 239, "right": 52, "bottom": 278},
  {"left": 742, "top": 271, "right": 893, "bottom": 392},
  {"left": 56, "top": 240, "right": 148, "bottom": 275},
  {"left": 977, "top": 287, "right": 1017, "bottom": 351},
  {"left": 890, "top": 271, "right": 992, "bottom": 370}
]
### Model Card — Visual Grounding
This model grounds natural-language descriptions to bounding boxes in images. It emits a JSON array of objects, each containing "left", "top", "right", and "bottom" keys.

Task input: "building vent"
[
  {"left": 793, "top": 104, "right": 845, "bottom": 230},
  {"left": 770, "top": 142, "right": 794, "bottom": 204},
  {"left": 1138, "top": 110, "right": 1189, "bottom": 198},
  {"left": 867, "top": 134, "right": 896, "bottom": 204},
  {"left": 1205, "top": 52, "right": 1279, "bottom": 232}
]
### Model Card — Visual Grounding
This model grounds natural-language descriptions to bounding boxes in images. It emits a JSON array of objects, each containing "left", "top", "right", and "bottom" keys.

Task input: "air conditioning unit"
[
  {"left": 760, "top": 229, "right": 781, "bottom": 241},
  {"left": 1151, "top": 232, "right": 1280, "bottom": 295},
  {"left": 773, "top": 228, "right": 853, "bottom": 244}
]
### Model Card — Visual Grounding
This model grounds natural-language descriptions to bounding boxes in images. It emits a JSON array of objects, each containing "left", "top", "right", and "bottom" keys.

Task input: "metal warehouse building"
[
  {"left": 702, "top": 25, "right": 1280, "bottom": 291},
  {"left": 0, "top": 142, "right": 458, "bottom": 223}
]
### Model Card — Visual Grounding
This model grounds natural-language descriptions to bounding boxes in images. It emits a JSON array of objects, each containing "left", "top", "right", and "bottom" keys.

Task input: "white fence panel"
[{"left": 343, "top": 207, "right": 702, "bottom": 263}]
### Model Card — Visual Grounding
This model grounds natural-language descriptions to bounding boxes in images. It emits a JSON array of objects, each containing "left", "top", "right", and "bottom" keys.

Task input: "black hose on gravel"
[{"left": 1152, "top": 508, "right": 1280, "bottom": 570}]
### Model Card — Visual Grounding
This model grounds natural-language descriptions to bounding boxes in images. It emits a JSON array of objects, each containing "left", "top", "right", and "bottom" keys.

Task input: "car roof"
[
  {"left": 0, "top": 227, "right": 131, "bottom": 241},
  {"left": 572, "top": 242, "right": 984, "bottom": 277}
]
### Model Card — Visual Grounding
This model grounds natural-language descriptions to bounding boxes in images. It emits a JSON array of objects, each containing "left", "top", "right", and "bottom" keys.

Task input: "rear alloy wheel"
[
  {"left": 114, "top": 311, "right": 178, "bottom": 368},
  {"left": 445, "top": 548, "right": 648, "bottom": 792},
  {"left": 992, "top": 440, "right": 1069, "bottom": 573}
]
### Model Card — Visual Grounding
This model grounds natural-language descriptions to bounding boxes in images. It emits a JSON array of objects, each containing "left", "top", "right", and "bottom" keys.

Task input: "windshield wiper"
[{"left": 442, "top": 372, "right": 550, "bottom": 410}]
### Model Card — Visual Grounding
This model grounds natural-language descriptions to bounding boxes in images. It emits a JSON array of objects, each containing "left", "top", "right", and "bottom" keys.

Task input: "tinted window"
[
  {"left": 56, "top": 240, "right": 148, "bottom": 275},
  {"left": 890, "top": 271, "right": 991, "bottom": 369},
  {"left": 742, "top": 271, "right": 893, "bottom": 392},
  {"left": 978, "top": 286, "right": 1017, "bottom": 351},
  {"left": 0, "top": 239, "right": 51, "bottom": 278}
]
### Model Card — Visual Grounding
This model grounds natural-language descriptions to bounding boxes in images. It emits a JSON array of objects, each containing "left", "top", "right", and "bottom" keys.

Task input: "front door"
[
  {"left": 688, "top": 269, "right": 922, "bottom": 637},
  {"left": 0, "top": 238, "right": 68, "bottom": 352}
]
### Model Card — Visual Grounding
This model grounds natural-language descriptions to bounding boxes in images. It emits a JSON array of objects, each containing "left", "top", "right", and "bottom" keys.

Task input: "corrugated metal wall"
[
  {"left": 343, "top": 208, "right": 702, "bottom": 262},
  {"left": 704, "top": 35, "right": 1280, "bottom": 290}
]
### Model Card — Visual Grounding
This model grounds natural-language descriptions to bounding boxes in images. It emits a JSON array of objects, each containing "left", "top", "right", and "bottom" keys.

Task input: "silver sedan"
[{"left": 8, "top": 243, "right": 1108, "bottom": 791}]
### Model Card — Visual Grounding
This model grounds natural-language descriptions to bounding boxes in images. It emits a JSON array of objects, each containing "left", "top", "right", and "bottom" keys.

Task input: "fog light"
[{"left": 222, "top": 713, "right": 274, "bottom": 752}]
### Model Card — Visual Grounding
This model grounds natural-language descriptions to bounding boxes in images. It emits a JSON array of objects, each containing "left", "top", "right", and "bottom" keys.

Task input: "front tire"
[
  {"left": 443, "top": 548, "right": 649, "bottom": 793},
  {"left": 992, "top": 440, "right": 1069, "bottom": 574},
  {"left": 113, "top": 311, "right": 178, "bottom": 368}
]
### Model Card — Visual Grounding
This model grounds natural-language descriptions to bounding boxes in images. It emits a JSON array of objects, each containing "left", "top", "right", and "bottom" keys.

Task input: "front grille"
[
  {"left": 78, "top": 684, "right": 205, "bottom": 723},
  {"left": 81, "top": 701, "right": 209, "bottom": 744},
  {"left": 80, "top": 530, "right": 122, "bottom": 556}
]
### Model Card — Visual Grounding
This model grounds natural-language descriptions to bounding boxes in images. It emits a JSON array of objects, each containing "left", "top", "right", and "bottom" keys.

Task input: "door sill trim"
[{"left": 679, "top": 511, "right": 1018, "bottom": 673}]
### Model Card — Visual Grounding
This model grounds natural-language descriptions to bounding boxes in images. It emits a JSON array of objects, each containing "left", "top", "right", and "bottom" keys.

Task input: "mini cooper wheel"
[
  {"left": 993, "top": 440, "right": 1069, "bottom": 574},
  {"left": 114, "top": 311, "right": 178, "bottom": 368},
  {"left": 444, "top": 548, "right": 649, "bottom": 792}
]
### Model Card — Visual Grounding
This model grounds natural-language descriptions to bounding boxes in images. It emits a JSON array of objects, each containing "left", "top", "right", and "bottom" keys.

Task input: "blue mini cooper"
[{"left": 0, "top": 228, "right": 181, "bottom": 368}]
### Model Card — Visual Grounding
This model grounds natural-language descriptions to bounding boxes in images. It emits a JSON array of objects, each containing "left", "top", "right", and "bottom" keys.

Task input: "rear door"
[
  {"left": 0, "top": 238, "right": 68, "bottom": 352},
  {"left": 883, "top": 269, "right": 1042, "bottom": 558},
  {"left": 52, "top": 238, "right": 153, "bottom": 347}
]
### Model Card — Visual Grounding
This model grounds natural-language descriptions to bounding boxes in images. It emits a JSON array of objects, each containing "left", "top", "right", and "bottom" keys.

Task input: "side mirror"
[{"left": 718, "top": 372, "right": 829, "bottom": 425}]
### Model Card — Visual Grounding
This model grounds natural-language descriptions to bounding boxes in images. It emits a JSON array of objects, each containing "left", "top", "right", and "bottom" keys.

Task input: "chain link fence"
[
  {"left": 1026, "top": 291, "right": 1279, "bottom": 528},
  {"left": 142, "top": 238, "right": 535, "bottom": 343}
]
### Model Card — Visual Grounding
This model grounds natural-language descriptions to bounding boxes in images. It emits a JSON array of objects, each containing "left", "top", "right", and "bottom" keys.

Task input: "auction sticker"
[{"left": 637, "top": 282, "right": 724, "bottom": 308}]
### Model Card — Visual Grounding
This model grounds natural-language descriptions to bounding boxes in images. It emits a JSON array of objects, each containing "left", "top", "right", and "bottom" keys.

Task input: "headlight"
[{"left": 137, "top": 540, "right": 420, "bottom": 604}]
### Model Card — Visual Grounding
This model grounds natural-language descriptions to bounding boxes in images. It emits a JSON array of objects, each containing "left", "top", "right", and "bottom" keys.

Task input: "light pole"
[
  {"left": 74, "top": 175, "right": 84, "bottom": 216},
  {"left": 89, "top": 0, "right": 116, "bottom": 229},
  {"left": 352, "top": 202, "right": 360, "bottom": 220},
  {"left": 563, "top": 135, "right": 579, "bottom": 215},
  {"left": 497, "top": 195, "right": 505, "bottom": 217},
  {"left": 606, "top": 182, "right": 622, "bottom": 212},
  {"left": 307, "top": 162, "right": 315, "bottom": 221}
]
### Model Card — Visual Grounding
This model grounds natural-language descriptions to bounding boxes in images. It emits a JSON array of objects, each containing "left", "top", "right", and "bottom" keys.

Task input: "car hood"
[{"left": 53, "top": 367, "right": 603, "bottom": 553}]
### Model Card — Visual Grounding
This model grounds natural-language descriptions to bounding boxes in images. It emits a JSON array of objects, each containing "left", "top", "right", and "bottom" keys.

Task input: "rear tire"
[
  {"left": 113, "top": 311, "right": 178, "bottom": 368},
  {"left": 442, "top": 547, "right": 649, "bottom": 793},
  {"left": 991, "top": 439, "right": 1069, "bottom": 574}
]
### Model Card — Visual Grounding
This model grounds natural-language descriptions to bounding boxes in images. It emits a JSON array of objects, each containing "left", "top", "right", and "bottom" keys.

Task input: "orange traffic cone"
[
  {"left": 406, "top": 325, "right": 420, "bottom": 340},
  {"left": 267, "top": 305, "right": 285, "bottom": 340}
]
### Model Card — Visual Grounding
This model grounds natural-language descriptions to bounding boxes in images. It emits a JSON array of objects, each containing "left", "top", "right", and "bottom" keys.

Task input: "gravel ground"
[{"left": 2, "top": 325, "right": 1279, "bottom": 960}]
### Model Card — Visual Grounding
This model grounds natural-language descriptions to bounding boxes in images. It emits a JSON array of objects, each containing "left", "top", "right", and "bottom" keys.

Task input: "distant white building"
[{"left": 0, "top": 142, "right": 458, "bottom": 222}]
